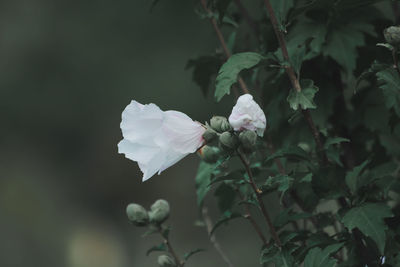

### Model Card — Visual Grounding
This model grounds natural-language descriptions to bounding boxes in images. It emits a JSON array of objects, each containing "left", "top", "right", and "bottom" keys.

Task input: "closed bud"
[
  {"left": 239, "top": 130, "right": 257, "bottom": 150},
  {"left": 219, "top": 132, "right": 239, "bottom": 150},
  {"left": 149, "top": 199, "right": 170, "bottom": 224},
  {"left": 384, "top": 26, "right": 400, "bottom": 45},
  {"left": 202, "top": 128, "right": 218, "bottom": 143},
  {"left": 200, "top": 145, "right": 220, "bottom": 163},
  {"left": 157, "top": 255, "right": 176, "bottom": 267},
  {"left": 210, "top": 116, "right": 232, "bottom": 133},
  {"left": 126, "top": 203, "right": 149, "bottom": 226}
]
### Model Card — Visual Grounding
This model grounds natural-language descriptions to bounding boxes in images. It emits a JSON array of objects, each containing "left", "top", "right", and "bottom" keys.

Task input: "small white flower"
[
  {"left": 228, "top": 94, "right": 266, "bottom": 137},
  {"left": 118, "top": 100, "right": 205, "bottom": 181}
]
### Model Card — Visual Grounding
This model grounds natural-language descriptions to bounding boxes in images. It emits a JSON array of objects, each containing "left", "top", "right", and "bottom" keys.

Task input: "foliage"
[{"left": 127, "top": 0, "right": 400, "bottom": 266}]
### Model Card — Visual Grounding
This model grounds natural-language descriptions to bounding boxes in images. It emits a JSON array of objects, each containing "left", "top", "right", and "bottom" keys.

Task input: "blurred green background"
[{"left": 0, "top": 1, "right": 264, "bottom": 266}]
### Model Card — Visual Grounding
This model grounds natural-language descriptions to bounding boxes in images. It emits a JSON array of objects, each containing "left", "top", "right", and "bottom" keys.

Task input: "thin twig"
[
  {"left": 234, "top": 187, "right": 269, "bottom": 245},
  {"left": 262, "top": 0, "right": 326, "bottom": 163},
  {"left": 237, "top": 151, "right": 282, "bottom": 247},
  {"left": 158, "top": 228, "right": 184, "bottom": 267},
  {"left": 199, "top": 0, "right": 249, "bottom": 95},
  {"left": 202, "top": 207, "right": 235, "bottom": 267}
]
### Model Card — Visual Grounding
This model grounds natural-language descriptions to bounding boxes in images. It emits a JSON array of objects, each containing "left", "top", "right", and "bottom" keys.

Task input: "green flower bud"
[
  {"left": 210, "top": 116, "right": 232, "bottom": 133},
  {"left": 239, "top": 130, "right": 257, "bottom": 151},
  {"left": 202, "top": 128, "right": 218, "bottom": 143},
  {"left": 384, "top": 26, "right": 400, "bottom": 45},
  {"left": 200, "top": 145, "right": 220, "bottom": 163},
  {"left": 219, "top": 132, "right": 239, "bottom": 150},
  {"left": 157, "top": 255, "right": 176, "bottom": 267},
  {"left": 126, "top": 203, "right": 149, "bottom": 226},
  {"left": 149, "top": 199, "right": 170, "bottom": 224}
]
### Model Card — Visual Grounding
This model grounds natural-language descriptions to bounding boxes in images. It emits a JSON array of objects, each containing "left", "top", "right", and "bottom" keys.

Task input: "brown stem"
[
  {"left": 202, "top": 207, "right": 235, "bottom": 267},
  {"left": 158, "top": 228, "right": 184, "bottom": 267},
  {"left": 200, "top": 0, "right": 249, "bottom": 95},
  {"left": 234, "top": 188, "right": 269, "bottom": 246},
  {"left": 263, "top": 0, "right": 326, "bottom": 162},
  {"left": 238, "top": 151, "right": 282, "bottom": 247}
]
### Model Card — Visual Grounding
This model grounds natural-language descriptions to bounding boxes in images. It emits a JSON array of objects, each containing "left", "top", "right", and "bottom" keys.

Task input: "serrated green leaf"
[
  {"left": 376, "top": 67, "right": 400, "bottom": 116},
  {"left": 195, "top": 162, "right": 215, "bottom": 208},
  {"left": 345, "top": 159, "right": 369, "bottom": 194},
  {"left": 341, "top": 203, "right": 393, "bottom": 254},
  {"left": 215, "top": 52, "right": 264, "bottom": 101},
  {"left": 304, "top": 243, "right": 344, "bottom": 267},
  {"left": 183, "top": 248, "right": 205, "bottom": 261},
  {"left": 146, "top": 243, "right": 167, "bottom": 256},
  {"left": 210, "top": 211, "right": 243, "bottom": 235},
  {"left": 264, "top": 174, "right": 294, "bottom": 203},
  {"left": 186, "top": 55, "right": 221, "bottom": 96},
  {"left": 287, "top": 79, "right": 319, "bottom": 110},
  {"left": 214, "top": 183, "right": 236, "bottom": 213},
  {"left": 260, "top": 246, "right": 294, "bottom": 266}
]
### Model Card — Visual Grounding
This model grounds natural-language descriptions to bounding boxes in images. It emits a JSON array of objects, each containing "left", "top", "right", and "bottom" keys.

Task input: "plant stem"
[
  {"left": 199, "top": 0, "right": 249, "bottom": 95},
  {"left": 262, "top": 0, "right": 326, "bottom": 163},
  {"left": 158, "top": 227, "right": 184, "bottom": 267},
  {"left": 234, "top": 188, "right": 269, "bottom": 246},
  {"left": 237, "top": 151, "right": 282, "bottom": 247},
  {"left": 202, "top": 207, "right": 235, "bottom": 267}
]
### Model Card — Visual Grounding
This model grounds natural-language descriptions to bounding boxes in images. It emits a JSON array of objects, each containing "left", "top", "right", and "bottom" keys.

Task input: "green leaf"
[
  {"left": 210, "top": 211, "right": 243, "bottom": 235},
  {"left": 260, "top": 246, "right": 294, "bottom": 266},
  {"left": 345, "top": 159, "right": 369, "bottom": 194},
  {"left": 265, "top": 146, "right": 310, "bottom": 164},
  {"left": 183, "top": 248, "right": 205, "bottom": 261},
  {"left": 274, "top": 208, "right": 313, "bottom": 228},
  {"left": 195, "top": 162, "right": 215, "bottom": 208},
  {"left": 304, "top": 243, "right": 344, "bottom": 267},
  {"left": 341, "top": 203, "right": 393, "bottom": 254},
  {"left": 215, "top": 52, "right": 264, "bottom": 101},
  {"left": 264, "top": 174, "right": 294, "bottom": 203},
  {"left": 146, "top": 243, "right": 167, "bottom": 256},
  {"left": 186, "top": 55, "right": 221, "bottom": 97},
  {"left": 208, "top": 170, "right": 244, "bottom": 186},
  {"left": 324, "top": 137, "right": 350, "bottom": 150},
  {"left": 214, "top": 183, "right": 236, "bottom": 213},
  {"left": 376, "top": 67, "right": 400, "bottom": 116},
  {"left": 270, "top": 0, "right": 294, "bottom": 30},
  {"left": 287, "top": 79, "right": 319, "bottom": 110}
]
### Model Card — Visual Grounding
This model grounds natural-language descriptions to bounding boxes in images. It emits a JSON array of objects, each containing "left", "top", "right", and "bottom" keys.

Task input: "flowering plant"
[{"left": 119, "top": 1, "right": 400, "bottom": 266}]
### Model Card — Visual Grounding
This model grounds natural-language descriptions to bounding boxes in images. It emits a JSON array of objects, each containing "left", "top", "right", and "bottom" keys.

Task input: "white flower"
[
  {"left": 228, "top": 94, "right": 267, "bottom": 137},
  {"left": 118, "top": 100, "right": 205, "bottom": 181}
]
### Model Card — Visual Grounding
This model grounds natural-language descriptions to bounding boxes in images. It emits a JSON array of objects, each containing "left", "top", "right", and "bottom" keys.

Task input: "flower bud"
[
  {"left": 384, "top": 26, "right": 400, "bottom": 45},
  {"left": 126, "top": 203, "right": 149, "bottom": 226},
  {"left": 239, "top": 130, "right": 257, "bottom": 151},
  {"left": 202, "top": 128, "right": 218, "bottom": 143},
  {"left": 149, "top": 199, "right": 170, "bottom": 224},
  {"left": 219, "top": 132, "right": 239, "bottom": 150},
  {"left": 157, "top": 255, "right": 176, "bottom": 267},
  {"left": 200, "top": 145, "right": 220, "bottom": 163},
  {"left": 210, "top": 116, "right": 232, "bottom": 133}
]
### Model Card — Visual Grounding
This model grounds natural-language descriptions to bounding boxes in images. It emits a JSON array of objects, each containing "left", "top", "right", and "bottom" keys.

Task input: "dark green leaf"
[
  {"left": 146, "top": 243, "right": 167, "bottom": 256},
  {"left": 264, "top": 174, "right": 294, "bottom": 202},
  {"left": 324, "top": 137, "right": 350, "bottom": 149},
  {"left": 215, "top": 52, "right": 264, "bottom": 101},
  {"left": 183, "top": 248, "right": 205, "bottom": 261},
  {"left": 341, "top": 203, "right": 393, "bottom": 254},
  {"left": 210, "top": 211, "right": 243, "bottom": 235},
  {"left": 287, "top": 79, "right": 319, "bottom": 110},
  {"left": 270, "top": 0, "right": 294, "bottom": 30},
  {"left": 260, "top": 246, "right": 294, "bottom": 266},
  {"left": 195, "top": 162, "right": 215, "bottom": 208},
  {"left": 186, "top": 55, "right": 221, "bottom": 96},
  {"left": 303, "top": 243, "right": 344, "bottom": 267},
  {"left": 376, "top": 67, "right": 400, "bottom": 116},
  {"left": 208, "top": 170, "right": 244, "bottom": 186},
  {"left": 274, "top": 208, "right": 313, "bottom": 228},
  {"left": 214, "top": 183, "right": 236, "bottom": 213},
  {"left": 265, "top": 146, "right": 310, "bottom": 164},
  {"left": 345, "top": 159, "right": 369, "bottom": 194}
]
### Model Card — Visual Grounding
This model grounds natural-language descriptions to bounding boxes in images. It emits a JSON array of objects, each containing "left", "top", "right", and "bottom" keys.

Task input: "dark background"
[{"left": 0, "top": 1, "right": 265, "bottom": 266}]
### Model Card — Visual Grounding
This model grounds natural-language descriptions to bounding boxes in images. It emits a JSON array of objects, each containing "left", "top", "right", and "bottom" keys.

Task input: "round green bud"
[
  {"left": 239, "top": 130, "right": 257, "bottom": 150},
  {"left": 210, "top": 116, "right": 232, "bottom": 133},
  {"left": 202, "top": 128, "right": 218, "bottom": 143},
  {"left": 126, "top": 203, "right": 149, "bottom": 226},
  {"left": 157, "top": 255, "right": 176, "bottom": 267},
  {"left": 149, "top": 199, "right": 170, "bottom": 224},
  {"left": 219, "top": 132, "right": 239, "bottom": 151},
  {"left": 200, "top": 145, "right": 220, "bottom": 163},
  {"left": 384, "top": 26, "right": 400, "bottom": 45}
]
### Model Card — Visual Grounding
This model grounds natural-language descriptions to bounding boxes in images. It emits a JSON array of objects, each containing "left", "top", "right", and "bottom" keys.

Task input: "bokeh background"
[{"left": 0, "top": 1, "right": 266, "bottom": 266}]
